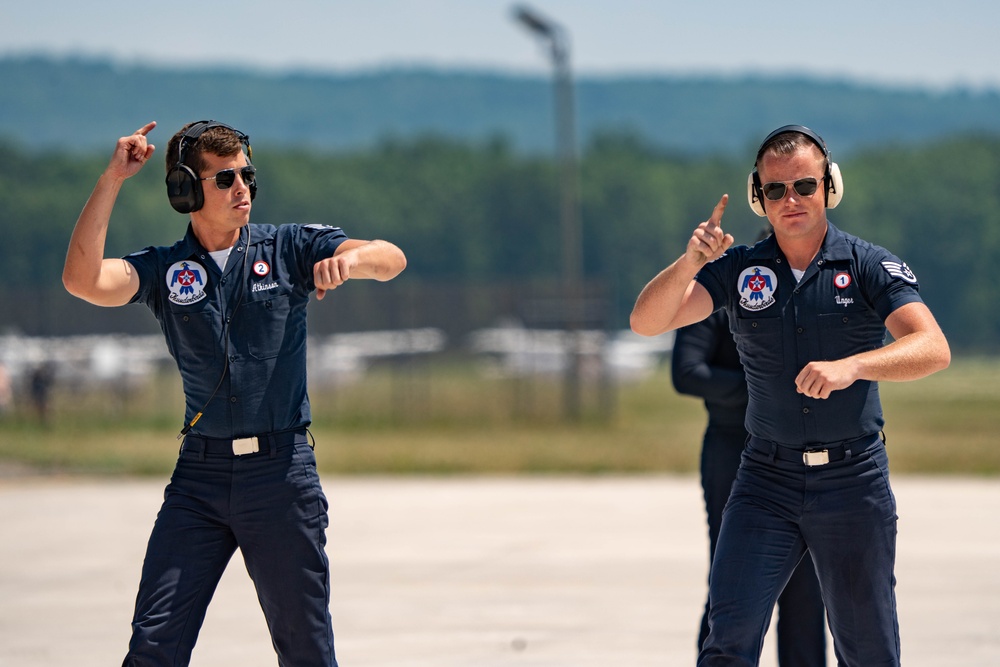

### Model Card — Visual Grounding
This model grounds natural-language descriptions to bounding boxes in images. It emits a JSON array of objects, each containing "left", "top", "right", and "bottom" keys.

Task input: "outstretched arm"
[
  {"left": 630, "top": 194, "right": 734, "bottom": 336},
  {"left": 313, "top": 238, "right": 407, "bottom": 300},
  {"left": 63, "top": 122, "right": 156, "bottom": 307}
]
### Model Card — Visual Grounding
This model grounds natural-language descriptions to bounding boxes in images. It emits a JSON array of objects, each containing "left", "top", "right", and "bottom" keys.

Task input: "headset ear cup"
[
  {"left": 826, "top": 162, "right": 844, "bottom": 209},
  {"left": 165, "top": 164, "right": 203, "bottom": 214},
  {"left": 747, "top": 171, "right": 767, "bottom": 217}
]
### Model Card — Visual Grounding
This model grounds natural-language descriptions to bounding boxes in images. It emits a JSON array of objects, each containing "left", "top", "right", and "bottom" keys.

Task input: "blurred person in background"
[
  {"left": 28, "top": 361, "right": 56, "bottom": 425},
  {"left": 62, "top": 120, "right": 406, "bottom": 667},
  {"left": 0, "top": 362, "right": 12, "bottom": 417}
]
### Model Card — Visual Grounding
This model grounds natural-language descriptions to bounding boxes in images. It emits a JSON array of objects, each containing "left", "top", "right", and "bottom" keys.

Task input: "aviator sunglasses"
[
  {"left": 760, "top": 176, "right": 822, "bottom": 201},
  {"left": 200, "top": 165, "right": 256, "bottom": 190}
]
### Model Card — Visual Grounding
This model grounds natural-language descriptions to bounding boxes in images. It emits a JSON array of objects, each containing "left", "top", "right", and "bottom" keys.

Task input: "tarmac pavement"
[{"left": 1, "top": 474, "right": 998, "bottom": 666}]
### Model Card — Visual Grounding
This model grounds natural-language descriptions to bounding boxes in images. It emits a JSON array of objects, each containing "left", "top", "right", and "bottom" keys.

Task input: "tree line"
[
  {"left": 1, "top": 131, "right": 997, "bottom": 351},
  {"left": 7, "top": 57, "right": 1000, "bottom": 155}
]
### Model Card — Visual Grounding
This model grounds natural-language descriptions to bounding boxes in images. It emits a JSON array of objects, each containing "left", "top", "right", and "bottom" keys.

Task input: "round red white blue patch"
[
  {"left": 166, "top": 260, "right": 208, "bottom": 305},
  {"left": 737, "top": 266, "right": 777, "bottom": 312}
]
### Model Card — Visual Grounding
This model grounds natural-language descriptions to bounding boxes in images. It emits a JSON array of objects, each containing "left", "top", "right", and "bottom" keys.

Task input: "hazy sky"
[{"left": 3, "top": 0, "right": 999, "bottom": 90}]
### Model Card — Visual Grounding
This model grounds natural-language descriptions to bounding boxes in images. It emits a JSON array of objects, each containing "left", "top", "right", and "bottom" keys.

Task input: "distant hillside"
[{"left": 3, "top": 56, "right": 1000, "bottom": 157}]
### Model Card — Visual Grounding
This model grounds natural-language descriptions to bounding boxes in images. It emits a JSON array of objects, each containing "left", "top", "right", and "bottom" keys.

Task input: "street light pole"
[{"left": 512, "top": 4, "right": 584, "bottom": 420}]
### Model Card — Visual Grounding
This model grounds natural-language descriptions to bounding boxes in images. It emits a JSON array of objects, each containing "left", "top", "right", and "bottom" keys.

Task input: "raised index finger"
[
  {"left": 134, "top": 121, "right": 157, "bottom": 136},
  {"left": 706, "top": 193, "right": 728, "bottom": 230}
]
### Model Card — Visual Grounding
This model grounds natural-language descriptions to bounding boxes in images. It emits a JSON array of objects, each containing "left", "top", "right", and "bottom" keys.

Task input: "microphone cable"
[{"left": 177, "top": 226, "right": 251, "bottom": 440}]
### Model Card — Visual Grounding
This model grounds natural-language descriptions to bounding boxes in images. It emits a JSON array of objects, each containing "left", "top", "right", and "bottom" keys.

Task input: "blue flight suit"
[
  {"left": 692, "top": 222, "right": 923, "bottom": 667},
  {"left": 672, "top": 309, "right": 826, "bottom": 666},
  {"left": 121, "top": 222, "right": 348, "bottom": 666}
]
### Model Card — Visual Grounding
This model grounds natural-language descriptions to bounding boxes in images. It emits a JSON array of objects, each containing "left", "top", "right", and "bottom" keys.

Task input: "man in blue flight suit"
[
  {"left": 631, "top": 125, "right": 950, "bottom": 666},
  {"left": 672, "top": 304, "right": 827, "bottom": 666},
  {"left": 63, "top": 120, "right": 407, "bottom": 666}
]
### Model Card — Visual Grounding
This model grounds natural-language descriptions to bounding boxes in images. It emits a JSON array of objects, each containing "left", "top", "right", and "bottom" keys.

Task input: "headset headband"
[{"left": 176, "top": 120, "right": 252, "bottom": 164}]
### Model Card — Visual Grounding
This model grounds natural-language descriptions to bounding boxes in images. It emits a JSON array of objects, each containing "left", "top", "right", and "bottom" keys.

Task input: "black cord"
[{"left": 177, "top": 227, "right": 251, "bottom": 440}]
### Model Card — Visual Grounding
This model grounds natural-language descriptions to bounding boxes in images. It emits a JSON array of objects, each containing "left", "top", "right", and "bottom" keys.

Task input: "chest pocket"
[
  {"left": 817, "top": 312, "right": 884, "bottom": 361},
  {"left": 166, "top": 302, "right": 220, "bottom": 365},
  {"left": 242, "top": 293, "right": 292, "bottom": 360},
  {"left": 732, "top": 316, "right": 783, "bottom": 378}
]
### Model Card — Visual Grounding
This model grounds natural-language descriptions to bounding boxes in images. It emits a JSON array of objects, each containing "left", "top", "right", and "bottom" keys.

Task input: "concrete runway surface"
[{"left": 1, "top": 474, "right": 998, "bottom": 666}]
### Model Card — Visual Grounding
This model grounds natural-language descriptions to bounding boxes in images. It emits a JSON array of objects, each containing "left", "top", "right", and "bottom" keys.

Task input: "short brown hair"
[
  {"left": 165, "top": 122, "right": 247, "bottom": 176},
  {"left": 755, "top": 131, "right": 825, "bottom": 168}
]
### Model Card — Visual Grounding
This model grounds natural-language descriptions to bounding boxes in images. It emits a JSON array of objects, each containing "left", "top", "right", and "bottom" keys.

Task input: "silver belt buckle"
[
  {"left": 802, "top": 449, "right": 830, "bottom": 466},
  {"left": 232, "top": 437, "right": 259, "bottom": 456}
]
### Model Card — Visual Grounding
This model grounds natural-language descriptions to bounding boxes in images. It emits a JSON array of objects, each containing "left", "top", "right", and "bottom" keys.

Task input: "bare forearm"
[
  {"left": 348, "top": 239, "right": 407, "bottom": 281},
  {"left": 63, "top": 173, "right": 124, "bottom": 295},
  {"left": 631, "top": 194, "right": 732, "bottom": 337},
  {"left": 630, "top": 255, "right": 703, "bottom": 336},
  {"left": 852, "top": 329, "right": 951, "bottom": 383}
]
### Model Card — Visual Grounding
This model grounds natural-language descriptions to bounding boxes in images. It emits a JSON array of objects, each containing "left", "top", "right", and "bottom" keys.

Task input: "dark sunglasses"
[
  {"left": 761, "top": 177, "right": 820, "bottom": 201},
  {"left": 201, "top": 165, "right": 256, "bottom": 190}
]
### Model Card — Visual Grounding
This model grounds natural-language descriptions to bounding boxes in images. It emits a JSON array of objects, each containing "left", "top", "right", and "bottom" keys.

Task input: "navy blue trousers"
[
  {"left": 699, "top": 425, "right": 827, "bottom": 666},
  {"left": 123, "top": 439, "right": 337, "bottom": 667},
  {"left": 699, "top": 435, "right": 899, "bottom": 667}
]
